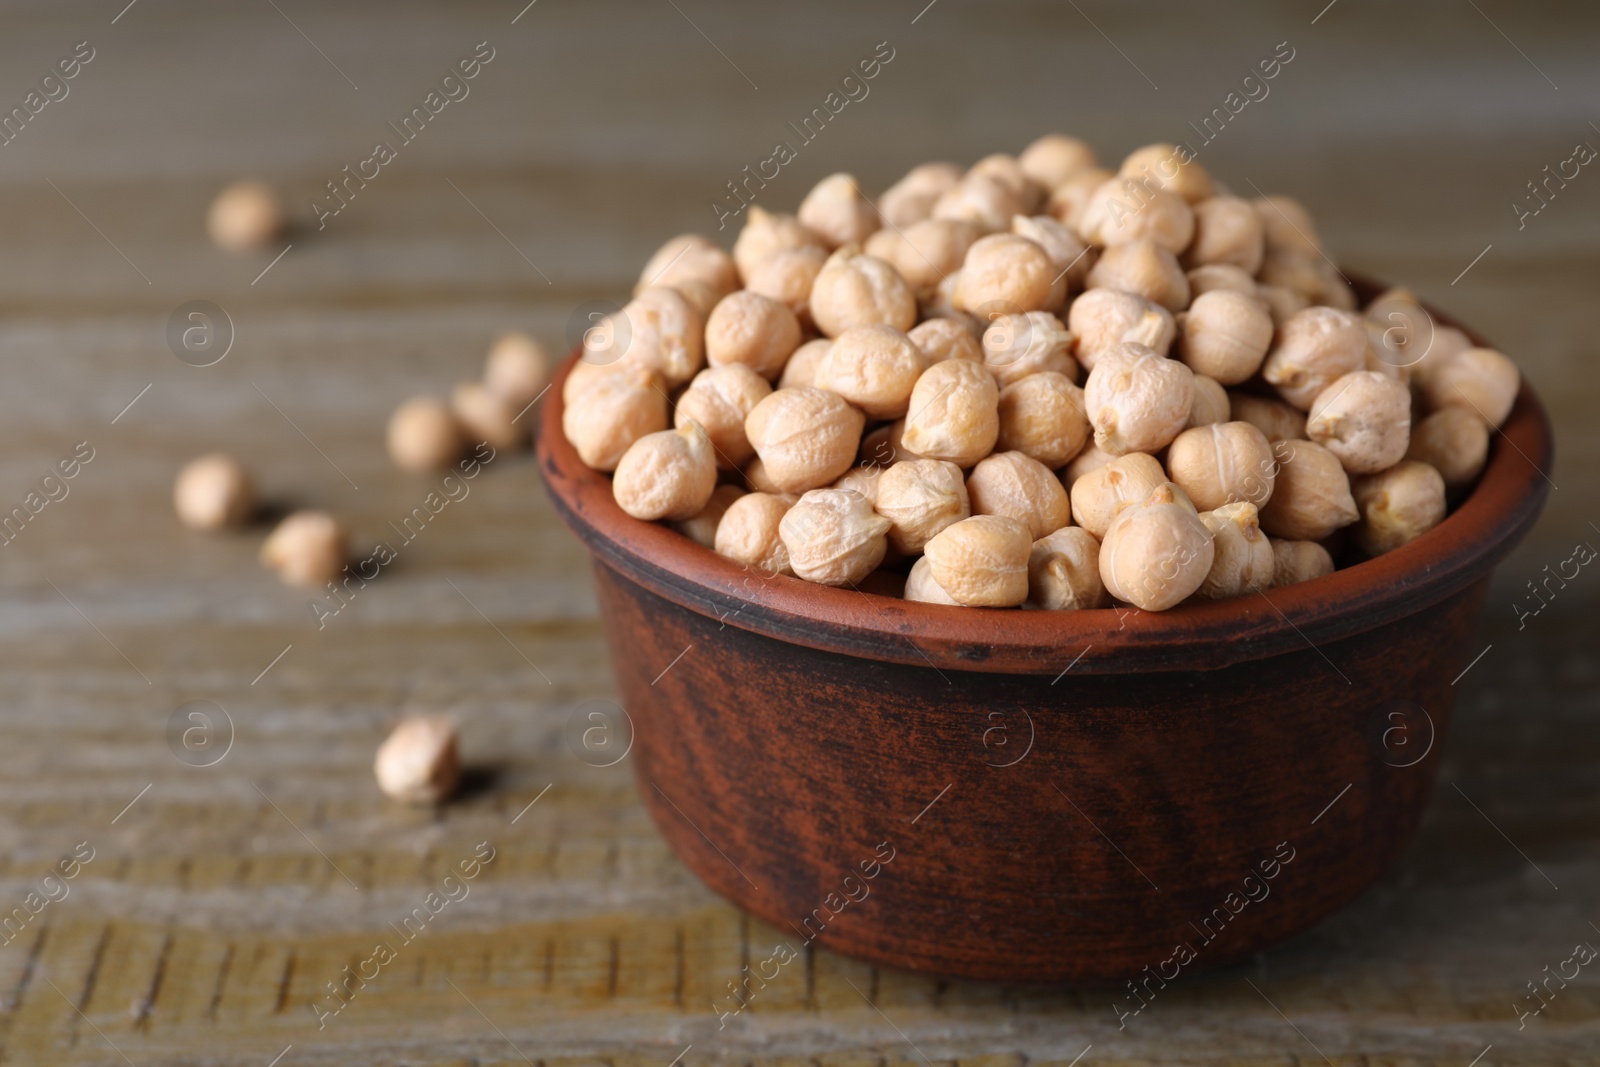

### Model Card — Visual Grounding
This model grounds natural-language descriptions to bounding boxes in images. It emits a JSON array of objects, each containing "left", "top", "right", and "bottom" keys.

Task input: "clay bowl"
[{"left": 537, "top": 279, "right": 1552, "bottom": 984}]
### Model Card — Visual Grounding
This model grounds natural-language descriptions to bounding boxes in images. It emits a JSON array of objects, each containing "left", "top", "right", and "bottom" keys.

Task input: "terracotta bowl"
[{"left": 537, "top": 281, "right": 1552, "bottom": 984}]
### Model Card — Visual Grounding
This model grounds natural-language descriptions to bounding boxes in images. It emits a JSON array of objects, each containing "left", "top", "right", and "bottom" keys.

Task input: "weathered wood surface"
[{"left": 0, "top": 0, "right": 1596, "bottom": 1063}]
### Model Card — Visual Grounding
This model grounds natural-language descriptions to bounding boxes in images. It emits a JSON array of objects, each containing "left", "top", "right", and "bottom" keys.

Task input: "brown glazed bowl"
[{"left": 537, "top": 280, "right": 1552, "bottom": 984}]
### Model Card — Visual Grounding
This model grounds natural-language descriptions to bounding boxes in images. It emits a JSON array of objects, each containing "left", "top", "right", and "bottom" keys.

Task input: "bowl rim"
[{"left": 537, "top": 276, "right": 1554, "bottom": 675}]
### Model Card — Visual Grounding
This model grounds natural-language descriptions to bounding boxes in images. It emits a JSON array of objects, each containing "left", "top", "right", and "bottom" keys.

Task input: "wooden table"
[{"left": 1, "top": 1, "right": 1596, "bottom": 1063}]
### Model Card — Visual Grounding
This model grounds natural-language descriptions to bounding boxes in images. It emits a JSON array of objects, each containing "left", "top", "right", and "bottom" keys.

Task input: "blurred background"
[{"left": 0, "top": 1, "right": 1595, "bottom": 1064}]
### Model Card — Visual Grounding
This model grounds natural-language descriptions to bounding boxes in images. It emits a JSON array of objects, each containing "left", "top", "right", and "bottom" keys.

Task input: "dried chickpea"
[
  {"left": 798, "top": 173, "right": 879, "bottom": 248},
  {"left": 1187, "top": 264, "right": 1259, "bottom": 299},
  {"left": 1063, "top": 440, "right": 1116, "bottom": 485},
  {"left": 1252, "top": 196, "right": 1322, "bottom": 256},
  {"left": 865, "top": 218, "right": 979, "bottom": 294},
  {"left": 779, "top": 487, "right": 891, "bottom": 586},
  {"left": 905, "top": 555, "right": 960, "bottom": 604},
  {"left": 1019, "top": 133, "right": 1098, "bottom": 189},
  {"left": 1256, "top": 246, "right": 1325, "bottom": 302},
  {"left": 744, "top": 387, "right": 865, "bottom": 493},
  {"left": 374, "top": 715, "right": 460, "bottom": 805},
  {"left": 1228, "top": 392, "right": 1307, "bottom": 442},
  {"left": 1262, "top": 307, "right": 1367, "bottom": 410},
  {"left": 1013, "top": 215, "right": 1092, "bottom": 292},
  {"left": 1047, "top": 167, "right": 1114, "bottom": 231},
  {"left": 779, "top": 337, "right": 832, "bottom": 390},
  {"left": 715, "top": 490, "right": 795, "bottom": 575},
  {"left": 1120, "top": 143, "right": 1214, "bottom": 204},
  {"left": 1069, "top": 451, "right": 1167, "bottom": 539},
  {"left": 1351, "top": 461, "right": 1447, "bottom": 556},
  {"left": 1100, "top": 483, "right": 1214, "bottom": 611},
  {"left": 732, "top": 206, "right": 827, "bottom": 279},
  {"left": 1026, "top": 526, "right": 1108, "bottom": 610},
  {"left": 831, "top": 464, "right": 883, "bottom": 507},
  {"left": 612, "top": 423, "right": 718, "bottom": 521},
  {"left": 956, "top": 233, "right": 1062, "bottom": 314},
  {"left": 878, "top": 162, "right": 964, "bottom": 228},
  {"left": 1256, "top": 284, "right": 1311, "bottom": 327},
  {"left": 1078, "top": 178, "right": 1195, "bottom": 254},
  {"left": 636, "top": 234, "right": 739, "bottom": 305},
  {"left": 908, "top": 317, "right": 983, "bottom": 364},
  {"left": 588, "top": 286, "right": 704, "bottom": 388},
  {"left": 388, "top": 396, "right": 466, "bottom": 472},
  {"left": 674, "top": 363, "right": 773, "bottom": 468},
  {"left": 876, "top": 459, "right": 970, "bottom": 553},
  {"left": 744, "top": 245, "right": 828, "bottom": 327},
  {"left": 675, "top": 483, "right": 744, "bottom": 548},
  {"left": 933, "top": 172, "right": 1025, "bottom": 233},
  {"left": 1405, "top": 407, "right": 1489, "bottom": 489},
  {"left": 1086, "top": 238, "right": 1190, "bottom": 312},
  {"left": 207, "top": 180, "right": 284, "bottom": 251},
  {"left": 810, "top": 248, "right": 918, "bottom": 337},
  {"left": 969, "top": 153, "right": 1047, "bottom": 213},
  {"left": 967, "top": 451, "right": 1071, "bottom": 539},
  {"left": 924, "top": 515, "right": 1032, "bottom": 607},
  {"left": 261, "top": 510, "right": 347, "bottom": 588},
  {"left": 562, "top": 356, "right": 627, "bottom": 405},
  {"left": 815, "top": 325, "right": 925, "bottom": 419},
  {"left": 1068, "top": 288, "right": 1176, "bottom": 371},
  {"left": 1269, "top": 539, "right": 1333, "bottom": 587},
  {"left": 1196, "top": 502, "right": 1274, "bottom": 599},
  {"left": 982, "top": 311, "right": 1078, "bottom": 386},
  {"left": 742, "top": 456, "right": 783, "bottom": 494},
  {"left": 1407, "top": 325, "right": 1473, "bottom": 392},
  {"left": 483, "top": 332, "right": 551, "bottom": 411},
  {"left": 900, "top": 359, "right": 1000, "bottom": 466},
  {"left": 1306, "top": 370, "right": 1412, "bottom": 474},
  {"left": 1187, "top": 374, "right": 1231, "bottom": 427},
  {"left": 563, "top": 366, "right": 669, "bottom": 471},
  {"left": 705, "top": 291, "right": 801, "bottom": 380},
  {"left": 1257, "top": 439, "right": 1358, "bottom": 541},
  {"left": 1084, "top": 341, "right": 1194, "bottom": 455},
  {"left": 1166, "top": 421, "right": 1276, "bottom": 512},
  {"left": 174, "top": 453, "right": 255, "bottom": 530},
  {"left": 859, "top": 419, "right": 918, "bottom": 467},
  {"left": 1177, "top": 289, "right": 1273, "bottom": 384},
  {"left": 451, "top": 380, "right": 525, "bottom": 452},
  {"left": 996, "top": 371, "right": 1089, "bottom": 467},
  {"left": 1421, "top": 347, "right": 1520, "bottom": 428},
  {"left": 1183, "top": 196, "right": 1264, "bottom": 272}
]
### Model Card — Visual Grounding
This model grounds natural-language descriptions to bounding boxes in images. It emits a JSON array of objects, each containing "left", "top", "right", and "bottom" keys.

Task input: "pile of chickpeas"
[{"left": 562, "top": 135, "right": 1521, "bottom": 612}]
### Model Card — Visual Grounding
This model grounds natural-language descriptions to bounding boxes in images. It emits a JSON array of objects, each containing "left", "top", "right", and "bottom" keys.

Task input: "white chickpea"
[
  {"left": 779, "top": 487, "right": 891, "bottom": 586},
  {"left": 1120, "top": 143, "right": 1214, "bottom": 203},
  {"left": 174, "top": 453, "right": 255, "bottom": 530},
  {"left": 982, "top": 311, "right": 1078, "bottom": 386},
  {"left": 997, "top": 371, "right": 1090, "bottom": 468},
  {"left": 1196, "top": 502, "right": 1275, "bottom": 599},
  {"left": 1228, "top": 392, "right": 1307, "bottom": 442},
  {"left": 815, "top": 325, "right": 926, "bottom": 419},
  {"left": 1047, "top": 167, "right": 1114, "bottom": 231},
  {"left": 1062, "top": 440, "right": 1116, "bottom": 486},
  {"left": 674, "top": 363, "right": 773, "bottom": 468},
  {"left": 483, "top": 332, "right": 551, "bottom": 412},
  {"left": 744, "top": 245, "right": 829, "bottom": 328},
  {"left": 675, "top": 483, "right": 745, "bottom": 548},
  {"left": 967, "top": 451, "right": 1072, "bottom": 539},
  {"left": 899, "top": 358, "right": 1000, "bottom": 467},
  {"left": 207, "top": 181, "right": 284, "bottom": 251},
  {"left": 742, "top": 456, "right": 783, "bottom": 494},
  {"left": 1262, "top": 307, "right": 1368, "bottom": 410},
  {"left": 1026, "top": 526, "right": 1108, "bottom": 610},
  {"left": 1069, "top": 451, "right": 1167, "bottom": 539},
  {"left": 865, "top": 218, "right": 980, "bottom": 295},
  {"left": 388, "top": 396, "right": 466, "bottom": 472},
  {"left": 831, "top": 464, "right": 883, "bottom": 507},
  {"left": 933, "top": 172, "right": 1025, "bottom": 233},
  {"left": 1019, "top": 134, "right": 1099, "bottom": 190},
  {"left": 810, "top": 248, "right": 918, "bottom": 337},
  {"left": 1186, "top": 374, "right": 1231, "bottom": 427},
  {"left": 955, "top": 234, "right": 1063, "bottom": 314},
  {"left": 715, "top": 491, "right": 795, "bottom": 576},
  {"left": 1255, "top": 284, "right": 1311, "bottom": 327},
  {"left": 1177, "top": 290, "right": 1274, "bottom": 384},
  {"left": 1252, "top": 195, "right": 1322, "bottom": 256},
  {"left": 1012, "top": 215, "right": 1092, "bottom": 292},
  {"left": 744, "top": 387, "right": 866, "bottom": 493},
  {"left": 732, "top": 206, "right": 828, "bottom": 280},
  {"left": 876, "top": 459, "right": 970, "bottom": 553},
  {"left": 1084, "top": 342, "right": 1194, "bottom": 455},
  {"left": 908, "top": 317, "right": 984, "bottom": 364},
  {"left": 1350, "top": 461, "right": 1447, "bottom": 556},
  {"left": 705, "top": 291, "right": 801, "bottom": 380},
  {"left": 589, "top": 285, "right": 705, "bottom": 388},
  {"left": 1166, "top": 421, "right": 1276, "bottom": 512},
  {"left": 1182, "top": 196, "right": 1264, "bottom": 273},
  {"left": 923, "top": 514, "right": 1032, "bottom": 607},
  {"left": 1257, "top": 439, "right": 1359, "bottom": 542},
  {"left": 451, "top": 380, "right": 525, "bottom": 452},
  {"left": 1270, "top": 538, "right": 1335, "bottom": 587},
  {"left": 1405, "top": 407, "right": 1490, "bottom": 489},
  {"left": 798, "top": 173, "right": 880, "bottom": 248},
  {"left": 261, "top": 510, "right": 347, "bottom": 588},
  {"left": 1306, "top": 370, "right": 1412, "bottom": 474},
  {"left": 905, "top": 555, "right": 960, "bottom": 604},
  {"left": 1407, "top": 325, "right": 1473, "bottom": 392},
  {"left": 1099, "top": 483, "right": 1215, "bottom": 611},
  {"left": 562, "top": 366, "right": 669, "bottom": 471},
  {"left": 1256, "top": 246, "right": 1325, "bottom": 302},
  {"left": 1078, "top": 178, "right": 1196, "bottom": 254},
  {"left": 562, "top": 357, "right": 628, "bottom": 405},
  {"left": 1068, "top": 288, "right": 1176, "bottom": 371},
  {"left": 969, "top": 153, "right": 1047, "bottom": 213},
  {"left": 636, "top": 234, "right": 739, "bottom": 306},
  {"left": 374, "top": 716, "right": 460, "bottom": 805},
  {"left": 1186, "top": 264, "right": 1259, "bottom": 300},
  {"left": 1085, "top": 238, "right": 1190, "bottom": 312},
  {"left": 779, "top": 337, "right": 832, "bottom": 390},
  {"left": 859, "top": 418, "right": 919, "bottom": 467},
  {"left": 612, "top": 423, "right": 718, "bottom": 522},
  {"left": 878, "top": 162, "right": 964, "bottom": 228},
  {"left": 1420, "top": 347, "right": 1520, "bottom": 428}
]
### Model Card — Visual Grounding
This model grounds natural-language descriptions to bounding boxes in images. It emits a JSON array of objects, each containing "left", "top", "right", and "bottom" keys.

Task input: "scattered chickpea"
[
  {"left": 933, "top": 172, "right": 1025, "bottom": 233},
  {"left": 815, "top": 324, "right": 926, "bottom": 418},
  {"left": 1099, "top": 482, "right": 1215, "bottom": 611},
  {"left": 908, "top": 317, "right": 983, "bottom": 364},
  {"left": 1166, "top": 421, "right": 1276, "bottom": 512},
  {"left": 675, "top": 483, "right": 744, "bottom": 548},
  {"left": 1262, "top": 306, "right": 1368, "bottom": 410},
  {"left": 1183, "top": 196, "right": 1264, "bottom": 273},
  {"left": 955, "top": 234, "right": 1062, "bottom": 315},
  {"left": 1120, "top": 143, "right": 1214, "bottom": 203},
  {"left": 1420, "top": 346, "right": 1520, "bottom": 428},
  {"left": 744, "top": 245, "right": 828, "bottom": 328},
  {"left": 374, "top": 715, "right": 460, "bottom": 806},
  {"left": 810, "top": 248, "right": 918, "bottom": 337},
  {"left": 388, "top": 396, "right": 466, "bottom": 472},
  {"left": 261, "top": 510, "right": 348, "bottom": 588},
  {"left": 876, "top": 459, "right": 971, "bottom": 553},
  {"left": 878, "top": 162, "right": 964, "bottom": 228},
  {"left": 899, "top": 358, "right": 1000, "bottom": 467},
  {"left": 1257, "top": 439, "right": 1359, "bottom": 542},
  {"left": 562, "top": 366, "right": 669, "bottom": 471},
  {"left": 744, "top": 387, "right": 866, "bottom": 493},
  {"left": 1068, "top": 288, "right": 1176, "bottom": 371},
  {"left": 715, "top": 491, "right": 795, "bottom": 575},
  {"left": 636, "top": 234, "right": 739, "bottom": 307},
  {"left": 905, "top": 555, "right": 960, "bottom": 604},
  {"left": 1186, "top": 263, "right": 1259, "bottom": 300},
  {"left": 483, "top": 332, "right": 551, "bottom": 412},
  {"left": 1078, "top": 179, "right": 1196, "bottom": 254},
  {"left": 1196, "top": 502, "right": 1275, "bottom": 599},
  {"left": 1069, "top": 451, "right": 1168, "bottom": 539},
  {"left": 865, "top": 218, "right": 980, "bottom": 294},
  {"left": 174, "top": 453, "right": 255, "bottom": 531},
  {"left": 1019, "top": 133, "right": 1099, "bottom": 190},
  {"left": 923, "top": 514, "right": 1032, "bottom": 607},
  {"left": 674, "top": 363, "right": 773, "bottom": 468},
  {"left": 779, "top": 337, "right": 833, "bottom": 390},
  {"left": 797, "top": 173, "right": 879, "bottom": 248},
  {"left": 1405, "top": 407, "right": 1490, "bottom": 489},
  {"left": 732, "top": 206, "right": 827, "bottom": 280},
  {"left": 996, "top": 371, "right": 1089, "bottom": 468},
  {"left": 779, "top": 487, "right": 891, "bottom": 586},
  {"left": 1177, "top": 289, "right": 1273, "bottom": 384},
  {"left": 705, "top": 290, "right": 800, "bottom": 380},
  {"left": 1228, "top": 392, "right": 1307, "bottom": 443},
  {"left": 207, "top": 180, "right": 284, "bottom": 251},
  {"left": 1084, "top": 342, "right": 1194, "bottom": 455},
  {"left": 1271, "top": 538, "right": 1335, "bottom": 587},
  {"left": 612, "top": 423, "right": 718, "bottom": 522},
  {"left": 1085, "top": 238, "right": 1190, "bottom": 312},
  {"left": 1186, "top": 374, "right": 1231, "bottom": 427},
  {"left": 982, "top": 311, "right": 1078, "bottom": 386},
  {"left": 1026, "top": 526, "right": 1108, "bottom": 610},
  {"left": 1047, "top": 167, "right": 1114, "bottom": 232},
  {"left": 1351, "top": 460, "right": 1447, "bottom": 556},
  {"left": 1012, "top": 215, "right": 1092, "bottom": 292},
  {"left": 1306, "top": 370, "right": 1412, "bottom": 474},
  {"left": 450, "top": 380, "right": 524, "bottom": 453},
  {"left": 1252, "top": 196, "right": 1322, "bottom": 256},
  {"left": 967, "top": 451, "right": 1071, "bottom": 539}
]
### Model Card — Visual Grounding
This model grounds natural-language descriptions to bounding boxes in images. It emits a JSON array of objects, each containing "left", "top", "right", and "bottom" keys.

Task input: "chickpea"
[
  {"left": 933, "top": 172, "right": 1025, "bottom": 233},
  {"left": 1047, "top": 167, "right": 1114, "bottom": 231},
  {"left": 1196, "top": 502, "right": 1275, "bottom": 599},
  {"left": 1084, "top": 342, "right": 1194, "bottom": 455},
  {"left": 900, "top": 358, "right": 1000, "bottom": 467},
  {"left": 1228, "top": 392, "right": 1307, "bottom": 442},
  {"left": 779, "top": 487, "right": 891, "bottom": 586},
  {"left": 1405, "top": 407, "right": 1490, "bottom": 489},
  {"left": 636, "top": 234, "right": 739, "bottom": 306},
  {"left": 867, "top": 218, "right": 981, "bottom": 296},
  {"left": 967, "top": 451, "right": 1071, "bottom": 539},
  {"left": 174, "top": 453, "right": 255, "bottom": 530},
  {"left": 1186, "top": 263, "right": 1259, "bottom": 300},
  {"left": 1257, "top": 439, "right": 1359, "bottom": 541},
  {"left": 878, "top": 162, "right": 964, "bottom": 228},
  {"left": 612, "top": 422, "right": 718, "bottom": 521},
  {"left": 798, "top": 173, "right": 880, "bottom": 249},
  {"left": 563, "top": 366, "right": 669, "bottom": 471},
  {"left": 451, "top": 380, "right": 525, "bottom": 452},
  {"left": 732, "top": 206, "right": 827, "bottom": 280},
  {"left": 744, "top": 386, "right": 866, "bottom": 493},
  {"left": 744, "top": 245, "right": 828, "bottom": 328},
  {"left": 715, "top": 491, "right": 795, "bottom": 576},
  {"left": 1255, "top": 284, "right": 1311, "bottom": 327},
  {"left": 1186, "top": 374, "right": 1231, "bottom": 427},
  {"left": 261, "top": 510, "right": 347, "bottom": 588},
  {"left": 1262, "top": 307, "right": 1367, "bottom": 410},
  {"left": 207, "top": 180, "right": 284, "bottom": 251},
  {"left": 1178, "top": 289, "right": 1273, "bottom": 384},
  {"left": 1086, "top": 238, "right": 1190, "bottom": 312},
  {"left": 908, "top": 317, "right": 983, "bottom": 364},
  {"left": 674, "top": 363, "right": 773, "bottom": 468},
  {"left": 831, "top": 464, "right": 883, "bottom": 507},
  {"left": 1013, "top": 215, "right": 1092, "bottom": 292},
  {"left": 483, "top": 332, "right": 551, "bottom": 412},
  {"left": 1362, "top": 322, "right": 1410, "bottom": 384},
  {"left": 982, "top": 311, "right": 1079, "bottom": 386},
  {"left": 956, "top": 233, "right": 1063, "bottom": 314},
  {"left": 1256, "top": 247, "right": 1325, "bottom": 302},
  {"left": 1306, "top": 370, "right": 1411, "bottom": 474},
  {"left": 374, "top": 715, "right": 460, "bottom": 805},
  {"left": 1063, "top": 440, "right": 1116, "bottom": 486},
  {"left": 1183, "top": 196, "right": 1264, "bottom": 273},
  {"left": 905, "top": 555, "right": 960, "bottom": 604},
  {"left": 1067, "top": 288, "right": 1176, "bottom": 371},
  {"left": 1019, "top": 133, "right": 1099, "bottom": 190},
  {"left": 1166, "top": 421, "right": 1276, "bottom": 512},
  {"left": 1318, "top": 268, "right": 1358, "bottom": 312},
  {"left": 388, "top": 396, "right": 466, "bottom": 472},
  {"left": 1026, "top": 526, "right": 1108, "bottom": 610},
  {"left": 1252, "top": 196, "right": 1322, "bottom": 256},
  {"left": 1421, "top": 347, "right": 1520, "bottom": 428},
  {"left": 562, "top": 356, "right": 626, "bottom": 405},
  {"left": 923, "top": 514, "right": 1032, "bottom": 607},
  {"left": 675, "top": 483, "right": 745, "bottom": 548},
  {"left": 969, "top": 153, "right": 1047, "bottom": 214},
  {"left": 779, "top": 337, "right": 832, "bottom": 390},
  {"left": 1069, "top": 451, "right": 1167, "bottom": 539},
  {"left": 589, "top": 286, "right": 704, "bottom": 388},
  {"left": 705, "top": 291, "right": 801, "bottom": 380},
  {"left": 1351, "top": 461, "right": 1447, "bottom": 556},
  {"left": 1271, "top": 538, "right": 1335, "bottom": 587},
  {"left": 1078, "top": 179, "right": 1195, "bottom": 254},
  {"left": 920, "top": 270, "right": 966, "bottom": 322},
  {"left": 1099, "top": 482, "right": 1215, "bottom": 611},
  {"left": 1407, "top": 324, "right": 1472, "bottom": 393},
  {"left": 876, "top": 459, "right": 970, "bottom": 553},
  {"left": 1120, "top": 143, "right": 1214, "bottom": 204},
  {"left": 815, "top": 325, "right": 925, "bottom": 419},
  {"left": 810, "top": 248, "right": 918, "bottom": 337},
  {"left": 859, "top": 418, "right": 920, "bottom": 467},
  {"left": 997, "top": 371, "right": 1090, "bottom": 467},
  {"left": 743, "top": 456, "right": 783, "bottom": 494}
]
